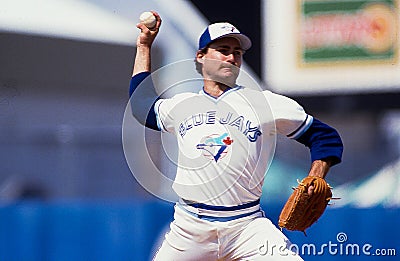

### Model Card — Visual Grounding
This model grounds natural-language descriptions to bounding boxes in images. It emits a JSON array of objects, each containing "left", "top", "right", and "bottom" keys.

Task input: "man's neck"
[{"left": 203, "top": 80, "right": 233, "bottom": 98}]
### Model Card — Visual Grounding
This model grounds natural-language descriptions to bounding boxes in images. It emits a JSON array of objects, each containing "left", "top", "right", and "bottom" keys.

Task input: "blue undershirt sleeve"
[
  {"left": 129, "top": 72, "right": 160, "bottom": 131},
  {"left": 295, "top": 118, "right": 343, "bottom": 166}
]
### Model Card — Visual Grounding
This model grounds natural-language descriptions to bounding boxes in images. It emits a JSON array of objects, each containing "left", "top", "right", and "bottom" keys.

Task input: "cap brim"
[{"left": 217, "top": 33, "right": 252, "bottom": 50}]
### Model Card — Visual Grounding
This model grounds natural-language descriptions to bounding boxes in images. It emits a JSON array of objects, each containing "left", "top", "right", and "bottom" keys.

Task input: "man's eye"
[
  {"left": 218, "top": 49, "right": 229, "bottom": 54},
  {"left": 215, "top": 48, "right": 243, "bottom": 56}
]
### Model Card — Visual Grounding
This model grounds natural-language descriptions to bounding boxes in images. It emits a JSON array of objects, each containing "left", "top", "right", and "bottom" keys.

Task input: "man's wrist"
[
  {"left": 308, "top": 159, "right": 331, "bottom": 178},
  {"left": 136, "top": 44, "right": 152, "bottom": 51}
]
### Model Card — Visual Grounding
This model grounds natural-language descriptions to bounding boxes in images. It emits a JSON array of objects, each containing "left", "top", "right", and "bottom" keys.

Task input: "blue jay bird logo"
[
  {"left": 221, "top": 25, "right": 237, "bottom": 33},
  {"left": 196, "top": 133, "right": 234, "bottom": 162}
]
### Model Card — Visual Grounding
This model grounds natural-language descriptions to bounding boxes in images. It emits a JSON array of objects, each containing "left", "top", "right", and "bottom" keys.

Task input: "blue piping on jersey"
[
  {"left": 200, "top": 85, "right": 242, "bottom": 101},
  {"left": 154, "top": 99, "right": 165, "bottom": 131},
  {"left": 287, "top": 115, "right": 313, "bottom": 139}
]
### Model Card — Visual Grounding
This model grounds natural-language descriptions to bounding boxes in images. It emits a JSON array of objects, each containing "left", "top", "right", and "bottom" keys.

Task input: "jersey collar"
[{"left": 200, "top": 85, "right": 242, "bottom": 101}]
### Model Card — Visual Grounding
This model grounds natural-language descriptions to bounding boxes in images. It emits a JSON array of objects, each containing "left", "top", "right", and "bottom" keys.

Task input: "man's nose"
[{"left": 225, "top": 53, "right": 235, "bottom": 63}]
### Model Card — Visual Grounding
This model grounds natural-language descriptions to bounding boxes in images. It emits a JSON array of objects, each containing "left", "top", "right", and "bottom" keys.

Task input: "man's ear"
[{"left": 196, "top": 51, "right": 205, "bottom": 63}]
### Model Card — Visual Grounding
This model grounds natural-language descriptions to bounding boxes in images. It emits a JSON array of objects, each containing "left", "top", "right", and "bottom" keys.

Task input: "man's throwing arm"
[{"left": 129, "top": 11, "right": 162, "bottom": 131}]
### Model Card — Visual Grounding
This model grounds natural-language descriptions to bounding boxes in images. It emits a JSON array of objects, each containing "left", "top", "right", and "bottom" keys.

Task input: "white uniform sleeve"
[
  {"left": 154, "top": 93, "right": 197, "bottom": 134},
  {"left": 263, "top": 90, "right": 313, "bottom": 139},
  {"left": 154, "top": 98, "right": 174, "bottom": 133}
]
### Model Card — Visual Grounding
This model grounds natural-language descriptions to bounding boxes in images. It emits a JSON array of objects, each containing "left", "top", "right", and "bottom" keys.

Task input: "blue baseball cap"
[{"left": 198, "top": 22, "right": 252, "bottom": 51}]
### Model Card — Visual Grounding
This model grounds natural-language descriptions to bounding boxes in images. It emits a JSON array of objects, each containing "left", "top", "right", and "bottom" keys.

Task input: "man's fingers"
[
  {"left": 136, "top": 23, "right": 149, "bottom": 32},
  {"left": 150, "top": 11, "right": 162, "bottom": 28},
  {"left": 308, "top": 185, "right": 314, "bottom": 196}
]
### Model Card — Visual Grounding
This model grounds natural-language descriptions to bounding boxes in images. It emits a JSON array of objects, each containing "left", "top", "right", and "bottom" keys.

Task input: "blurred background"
[{"left": 1, "top": 0, "right": 399, "bottom": 260}]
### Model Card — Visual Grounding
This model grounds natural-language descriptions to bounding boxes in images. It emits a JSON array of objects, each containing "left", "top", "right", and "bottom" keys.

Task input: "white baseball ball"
[{"left": 139, "top": 11, "right": 157, "bottom": 29}]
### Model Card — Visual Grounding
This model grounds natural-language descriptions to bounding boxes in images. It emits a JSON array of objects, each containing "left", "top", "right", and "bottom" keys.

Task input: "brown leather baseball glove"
[{"left": 278, "top": 176, "right": 333, "bottom": 235}]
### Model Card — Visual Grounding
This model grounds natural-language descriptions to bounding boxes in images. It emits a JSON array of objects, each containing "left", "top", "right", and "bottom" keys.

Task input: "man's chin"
[
  {"left": 216, "top": 76, "right": 237, "bottom": 87},
  {"left": 204, "top": 72, "right": 239, "bottom": 87}
]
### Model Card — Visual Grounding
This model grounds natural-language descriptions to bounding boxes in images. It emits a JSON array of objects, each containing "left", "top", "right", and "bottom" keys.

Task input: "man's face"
[{"left": 198, "top": 37, "right": 244, "bottom": 87}]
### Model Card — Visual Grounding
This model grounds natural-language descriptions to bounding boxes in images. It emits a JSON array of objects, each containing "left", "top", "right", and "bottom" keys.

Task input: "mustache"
[{"left": 220, "top": 62, "right": 239, "bottom": 70}]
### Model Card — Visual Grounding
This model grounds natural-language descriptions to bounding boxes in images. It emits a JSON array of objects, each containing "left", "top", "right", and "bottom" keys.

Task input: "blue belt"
[
  {"left": 182, "top": 198, "right": 260, "bottom": 211},
  {"left": 178, "top": 199, "right": 262, "bottom": 222}
]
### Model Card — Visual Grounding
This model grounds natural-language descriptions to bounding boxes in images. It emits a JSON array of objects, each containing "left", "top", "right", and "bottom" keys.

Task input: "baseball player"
[{"left": 130, "top": 12, "right": 343, "bottom": 260}]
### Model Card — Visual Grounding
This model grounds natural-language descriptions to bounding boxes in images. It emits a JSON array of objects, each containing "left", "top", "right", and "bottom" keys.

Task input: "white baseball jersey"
[{"left": 155, "top": 86, "right": 313, "bottom": 206}]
